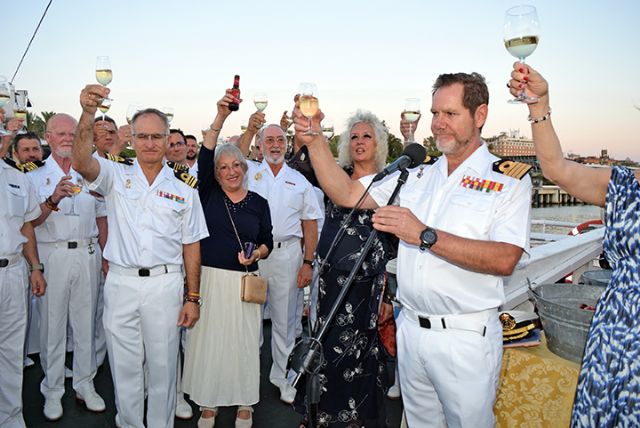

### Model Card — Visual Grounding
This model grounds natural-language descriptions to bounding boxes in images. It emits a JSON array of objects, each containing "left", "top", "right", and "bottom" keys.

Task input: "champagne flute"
[
  {"left": 254, "top": 92, "right": 268, "bottom": 112},
  {"left": 321, "top": 119, "right": 334, "bottom": 139},
  {"left": 403, "top": 98, "right": 420, "bottom": 143},
  {"left": 0, "top": 77, "right": 12, "bottom": 136},
  {"left": 240, "top": 125, "right": 248, "bottom": 133},
  {"left": 504, "top": 5, "right": 540, "bottom": 104},
  {"left": 298, "top": 82, "right": 319, "bottom": 135},
  {"left": 66, "top": 180, "right": 83, "bottom": 216},
  {"left": 14, "top": 90, "right": 28, "bottom": 135},
  {"left": 163, "top": 107, "right": 174, "bottom": 124},
  {"left": 98, "top": 98, "right": 111, "bottom": 121},
  {"left": 126, "top": 104, "right": 142, "bottom": 125},
  {"left": 95, "top": 56, "right": 113, "bottom": 102}
]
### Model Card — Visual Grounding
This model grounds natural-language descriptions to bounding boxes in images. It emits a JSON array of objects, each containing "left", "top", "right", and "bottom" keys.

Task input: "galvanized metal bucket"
[
  {"left": 528, "top": 284, "right": 605, "bottom": 363},
  {"left": 581, "top": 269, "right": 613, "bottom": 287}
]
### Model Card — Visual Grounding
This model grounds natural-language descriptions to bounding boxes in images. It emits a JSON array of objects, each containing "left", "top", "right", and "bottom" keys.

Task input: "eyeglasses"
[
  {"left": 133, "top": 133, "right": 167, "bottom": 141},
  {"left": 97, "top": 129, "right": 117, "bottom": 135},
  {"left": 168, "top": 141, "right": 186, "bottom": 149}
]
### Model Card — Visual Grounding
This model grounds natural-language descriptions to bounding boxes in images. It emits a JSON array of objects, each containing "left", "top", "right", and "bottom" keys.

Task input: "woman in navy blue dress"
[{"left": 509, "top": 63, "right": 640, "bottom": 427}]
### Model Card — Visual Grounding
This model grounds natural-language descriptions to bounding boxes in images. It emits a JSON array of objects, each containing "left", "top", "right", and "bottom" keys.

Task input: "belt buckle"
[
  {"left": 418, "top": 317, "right": 431, "bottom": 329},
  {"left": 0, "top": 259, "right": 8, "bottom": 268},
  {"left": 138, "top": 268, "right": 150, "bottom": 277},
  {"left": 68, "top": 241, "right": 78, "bottom": 249}
]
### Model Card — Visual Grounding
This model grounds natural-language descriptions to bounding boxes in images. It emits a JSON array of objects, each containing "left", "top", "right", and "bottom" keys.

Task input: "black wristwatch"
[
  {"left": 303, "top": 259, "right": 314, "bottom": 267},
  {"left": 419, "top": 226, "right": 438, "bottom": 251}
]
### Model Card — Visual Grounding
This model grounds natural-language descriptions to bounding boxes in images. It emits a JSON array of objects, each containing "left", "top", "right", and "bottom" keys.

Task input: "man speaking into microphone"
[{"left": 293, "top": 72, "right": 532, "bottom": 428}]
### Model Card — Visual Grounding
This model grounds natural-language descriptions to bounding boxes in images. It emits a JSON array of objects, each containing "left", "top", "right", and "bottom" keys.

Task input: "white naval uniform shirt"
[
  {"left": 88, "top": 157, "right": 208, "bottom": 268},
  {"left": 0, "top": 161, "right": 41, "bottom": 255},
  {"left": 247, "top": 161, "right": 323, "bottom": 241},
  {"left": 362, "top": 143, "right": 531, "bottom": 315},
  {"left": 28, "top": 159, "right": 106, "bottom": 242},
  {"left": 187, "top": 162, "right": 198, "bottom": 178}
]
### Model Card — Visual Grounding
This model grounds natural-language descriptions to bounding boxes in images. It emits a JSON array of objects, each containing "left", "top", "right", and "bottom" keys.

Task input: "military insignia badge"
[
  {"left": 125, "top": 178, "right": 132, "bottom": 189},
  {"left": 46, "top": 177, "right": 50, "bottom": 186},
  {"left": 300, "top": 153, "right": 306, "bottom": 162},
  {"left": 254, "top": 172, "right": 262, "bottom": 181}
]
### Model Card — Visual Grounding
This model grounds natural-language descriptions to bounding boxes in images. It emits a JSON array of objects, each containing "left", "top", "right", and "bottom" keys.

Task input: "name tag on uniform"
[
  {"left": 285, "top": 181, "right": 296, "bottom": 186},
  {"left": 460, "top": 175, "right": 503, "bottom": 193},
  {"left": 8, "top": 183, "right": 20, "bottom": 189},
  {"left": 157, "top": 190, "right": 185, "bottom": 204}
]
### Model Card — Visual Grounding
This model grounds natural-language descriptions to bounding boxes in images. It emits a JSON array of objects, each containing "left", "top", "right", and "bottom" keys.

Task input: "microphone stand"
[{"left": 289, "top": 169, "right": 410, "bottom": 428}]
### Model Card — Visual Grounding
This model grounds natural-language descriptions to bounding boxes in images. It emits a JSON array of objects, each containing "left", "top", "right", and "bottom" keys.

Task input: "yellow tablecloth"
[{"left": 494, "top": 335, "right": 580, "bottom": 428}]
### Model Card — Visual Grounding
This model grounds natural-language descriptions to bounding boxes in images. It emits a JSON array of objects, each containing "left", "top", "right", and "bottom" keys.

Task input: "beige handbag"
[{"left": 224, "top": 198, "right": 268, "bottom": 304}]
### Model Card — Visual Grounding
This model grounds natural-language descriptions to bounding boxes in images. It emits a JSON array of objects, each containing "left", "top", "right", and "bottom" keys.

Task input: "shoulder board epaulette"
[
  {"left": 172, "top": 169, "right": 199, "bottom": 189},
  {"left": 492, "top": 159, "right": 532, "bottom": 180},
  {"left": 423, "top": 155, "right": 438, "bottom": 165},
  {"left": 166, "top": 160, "right": 190, "bottom": 172},
  {"left": 2, "top": 157, "right": 45, "bottom": 173},
  {"left": 104, "top": 153, "right": 134, "bottom": 166}
]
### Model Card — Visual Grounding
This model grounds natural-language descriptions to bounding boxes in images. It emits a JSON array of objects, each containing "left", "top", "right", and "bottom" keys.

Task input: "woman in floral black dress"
[{"left": 296, "top": 111, "right": 391, "bottom": 428}]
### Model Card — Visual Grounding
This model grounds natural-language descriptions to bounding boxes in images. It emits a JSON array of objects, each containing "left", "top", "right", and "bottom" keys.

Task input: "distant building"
[{"left": 485, "top": 130, "right": 535, "bottom": 157}]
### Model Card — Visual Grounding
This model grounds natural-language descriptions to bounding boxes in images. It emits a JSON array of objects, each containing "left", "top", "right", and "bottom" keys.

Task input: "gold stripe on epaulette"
[
  {"left": 493, "top": 159, "right": 532, "bottom": 180},
  {"left": 176, "top": 170, "right": 198, "bottom": 188},
  {"left": 167, "top": 160, "right": 189, "bottom": 172},
  {"left": 105, "top": 153, "right": 134, "bottom": 165},
  {"left": 423, "top": 155, "right": 438, "bottom": 165}
]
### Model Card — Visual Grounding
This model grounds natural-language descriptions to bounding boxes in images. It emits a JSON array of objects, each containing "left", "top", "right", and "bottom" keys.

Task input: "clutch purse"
[{"left": 241, "top": 273, "right": 267, "bottom": 304}]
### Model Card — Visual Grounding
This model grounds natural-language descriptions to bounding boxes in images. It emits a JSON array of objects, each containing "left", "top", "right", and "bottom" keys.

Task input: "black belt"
[{"left": 0, "top": 259, "right": 8, "bottom": 268}]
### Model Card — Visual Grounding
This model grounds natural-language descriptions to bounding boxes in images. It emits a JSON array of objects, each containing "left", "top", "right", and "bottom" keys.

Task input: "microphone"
[{"left": 372, "top": 143, "right": 427, "bottom": 182}]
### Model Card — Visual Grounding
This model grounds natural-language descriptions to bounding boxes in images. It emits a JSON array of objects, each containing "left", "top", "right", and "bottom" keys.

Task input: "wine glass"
[
  {"left": 98, "top": 98, "right": 111, "bottom": 121},
  {"left": 254, "top": 92, "right": 268, "bottom": 112},
  {"left": 126, "top": 104, "right": 142, "bottom": 125},
  {"left": 95, "top": 56, "right": 113, "bottom": 102},
  {"left": 240, "top": 124, "right": 248, "bottom": 133},
  {"left": 504, "top": 5, "right": 540, "bottom": 104},
  {"left": 298, "top": 82, "right": 319, "bottom": 135},
  {"left": 403, "top": 98, "right": 420, "bottom": 143},
  {"left": 0, "top": 77, "right": 12, "bottom": 136},
  {"left": 66, "top": 180, "right": 83, "bottom": 216},
  {"left": 321, "top": 119, "right": 334, "bottom": 139},
  {"left": 14, "top": 90, "right": 28, "bottom": 135},
  {"left": 163, "top": 107, "right": 174, "bottom": 124}
]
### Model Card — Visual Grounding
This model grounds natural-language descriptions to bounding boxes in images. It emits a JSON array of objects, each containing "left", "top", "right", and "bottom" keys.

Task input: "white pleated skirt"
[{"left": 182, "top": 266, "right": 261, "bottom": 407}]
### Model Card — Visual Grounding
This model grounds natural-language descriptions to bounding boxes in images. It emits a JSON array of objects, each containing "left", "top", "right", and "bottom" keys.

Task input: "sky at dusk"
[{"left": 3, "top": 0, "right": 640, "bottom": 160}]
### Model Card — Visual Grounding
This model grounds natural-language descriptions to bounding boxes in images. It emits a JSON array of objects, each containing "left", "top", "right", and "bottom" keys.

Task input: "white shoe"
[
  {"left": 197, "top": 408, "right": 217, "bottom": 428},
  {"left": 65, "top": 366, "right": 73, "bottom": 378},
  {"left": 115, "top": 414, "right": 122, "bottom": 428},
  {"left": 279, "top": 383, "right": 296, "bottom": 404},
  {"left": 235, "top": 405, "right": 253, "bottom": 428},
  {"left": 175, "top": 394, "right": 193, "bottom": 420},
  {"left": 76, "top": 385, "right": 106, "bottom": 413},
  {"left": 44, "top": 398, "right": 63, "bottom": 421},
  {"left": 387, "top": 382, "right": 401, "bottom": 400},
  {"left": 23, "top": 356, "right": 35, "bottom": 368}
]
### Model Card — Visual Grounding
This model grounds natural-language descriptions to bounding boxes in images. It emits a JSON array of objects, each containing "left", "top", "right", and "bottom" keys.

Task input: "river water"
[{"left": 531, "top": 204, "right": 603, "bottom": 234}]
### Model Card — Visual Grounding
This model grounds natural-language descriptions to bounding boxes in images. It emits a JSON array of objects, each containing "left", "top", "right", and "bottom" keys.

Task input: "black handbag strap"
[{"left": 223, "top": 196, "right": 249, "bottom": 274}]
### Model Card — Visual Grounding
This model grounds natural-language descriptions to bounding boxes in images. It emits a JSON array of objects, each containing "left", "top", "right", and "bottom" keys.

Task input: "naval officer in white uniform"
[
  {"left": 0, "top": 154, "right": 46, "bottom": 428},
  {"left": 246, "top": 124, "right": 323, "bottom": 404},
  {"left": 28, "top": 113, "right": 107, "bottom": 421},
  {"left": 72, "top": 84, "right": 208, "bottom": 428},
  {"left": 295, "top": 72, "right": 531, "bottom": 428}
]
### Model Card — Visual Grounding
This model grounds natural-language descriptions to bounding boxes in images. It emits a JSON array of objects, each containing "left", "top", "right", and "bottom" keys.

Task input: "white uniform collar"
[{"left": 438, "top": 141, "right": 494, "bottom": 178}]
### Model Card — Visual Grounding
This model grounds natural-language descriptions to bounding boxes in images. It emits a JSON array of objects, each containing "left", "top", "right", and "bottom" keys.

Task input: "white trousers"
[
  {"left": 104, "top": 267, "right": 182, "bottom": 428},
  {"left": 396, "top": 309, "right": 502, "bottom": 428},
  {"left": 37, "top": 242, "right": 99, "bottom": 400},
  {"left": 95, "top": 247, "right": 107, "bottom": 368},
  {"left": 259, "top": 239, "right": 303, "bottom": 386},
  {"left": 0, "top": 257, "right": 28, "bottom": 428}
]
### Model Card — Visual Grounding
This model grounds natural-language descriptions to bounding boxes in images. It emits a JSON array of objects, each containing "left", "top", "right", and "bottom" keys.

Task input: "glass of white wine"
[
  {"left": 98, "top": 98, "right": 111, "bottom": 121},
  {"left": 321, "top": 119, "right": 334, "bottom": 139},
  {"left": 126, "top": 104, "right": 142, "bottom": 125},
  {"left": 163, "top": 107, "right": 174, "bottom": 124},
  {"left": 14, "top": 90, "right": 28, "bottom": 135},
  {"left": 66, "top": 181, "right": 83, "bottom": 216},
  {"left": 403, "top": 98, "right": 420, "bottom": 143},
  {"left": 0, "top": 77, "right": 12, "bottom": 136},
  {"left": 95, "top": 56, "right": 113, "bottom": 102},
  {"left": 504, "top": 5, "right": 540, "bottom": 104},
  {"left": 254, "top": 92, "right": 268, "bottom": 112},
  {"left": 298, "top": 82, "right": 319, "bottom": 136}
]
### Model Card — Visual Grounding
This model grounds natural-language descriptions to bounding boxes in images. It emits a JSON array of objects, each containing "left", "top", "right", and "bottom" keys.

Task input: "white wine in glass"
[
  {"left": 0, "top": 77, "right": 11, "bottom": 136},
  {"left": 163, "top": 107, "right": 174, "bottom": 124},
  {"left": 95, "top": 56, "right": 113, "bottom": 101},
  {"left": 504, "top": 5, "right": 540, "bottom": 104},
  {"left": 14, "top": 90, "right": 28, "bottom": 135},
  {"left": 126, "top": 104, "right": 142, "bottom": 125},
  {"left": 298, "top": 82, "right": 319, "bottom": 135},
  {"left": 254, "top": 92, "right": 268, "bottom": 112},
  {"left": 321, "top": 119, "right": 334, "bottom": 139},
  {"left": 66, "top": 183, "right": 83, "bottom": 216},
  {"left": 403, "top": 98, "right": 420, "bottom": 143}
]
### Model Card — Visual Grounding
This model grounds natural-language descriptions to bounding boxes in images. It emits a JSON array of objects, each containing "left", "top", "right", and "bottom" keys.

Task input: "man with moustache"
[
  {"left": 184, "top": 134, "right": 199, "bottom": 176},
  {"left": 12, "top": 132, "right": 44, "bottom": 164},
  {"left": 295, "top": 72, "right": 532, "bottom": 428},
  {"left": 72, "top": 84, "right": 207, "bottom": 428},
  {"left": 27, "top": 113, "right": 107, "bottom": 421},
  {"left": 246, "top": 124, "right": 323, "bottom": 404}
]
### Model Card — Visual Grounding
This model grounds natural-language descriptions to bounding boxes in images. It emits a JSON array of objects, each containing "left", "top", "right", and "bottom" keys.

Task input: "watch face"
[{"left": 420, "top": 228, "right": 437, "bottom": 248}]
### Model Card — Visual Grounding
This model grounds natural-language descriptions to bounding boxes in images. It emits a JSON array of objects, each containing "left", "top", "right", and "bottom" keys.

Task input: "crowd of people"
[{"left": 0, "top": 62, "right": 638, "bottom": 428}]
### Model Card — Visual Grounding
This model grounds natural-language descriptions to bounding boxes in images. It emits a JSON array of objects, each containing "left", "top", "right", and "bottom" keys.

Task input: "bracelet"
[
  {"left": 45, "top": 196, "right": 60, "bottom": 211},
  {"left": 209, "top": 125, "right": 221, "bottom": 132},
  {"left": 527, "top": 108, "right": 551, "bottom": 124},
  {"left": 303, "top": 259, "right": 314, "bottom": 267},
  {"left": 186, "top": 291, "right": 200, "bottom": 297},
  {"left": 184, "top": 296, "right": 202, "bottom": 306}
]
